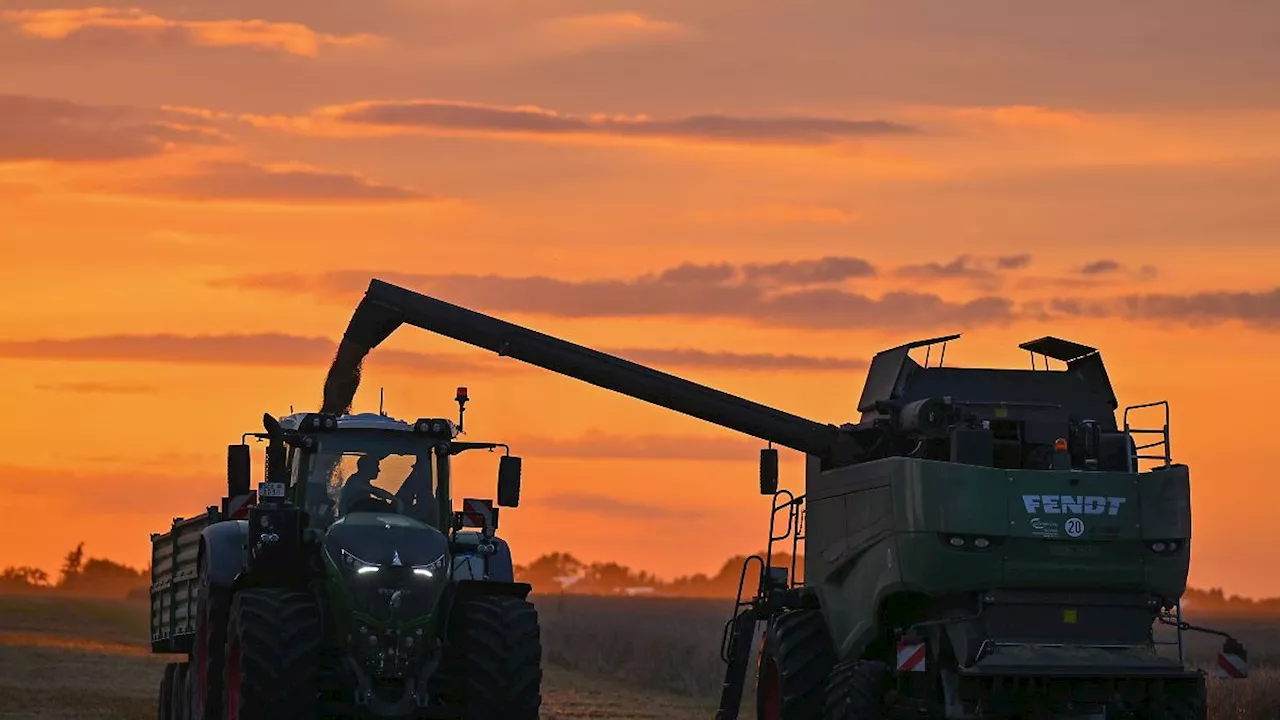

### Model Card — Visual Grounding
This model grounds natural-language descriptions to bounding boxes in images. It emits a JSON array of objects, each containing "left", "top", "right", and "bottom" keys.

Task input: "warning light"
[
  {"left": 456, "top": 387, "right": 469, "bottom": 401},
  {"left": 1054, "top": 438, "right": 1068, "bottom": 452},
  {"left": 1063, "top": 609, "right": 1078, "bottom": 624}
]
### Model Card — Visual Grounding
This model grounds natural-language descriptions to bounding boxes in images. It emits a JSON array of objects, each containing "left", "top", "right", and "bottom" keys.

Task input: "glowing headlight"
[{"left": 412, "top": 553, "right": 448, "bottom": 579}]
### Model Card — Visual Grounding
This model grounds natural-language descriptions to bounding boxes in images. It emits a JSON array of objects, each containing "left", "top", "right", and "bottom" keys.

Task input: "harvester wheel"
[
  {"left": 822, "top": 659, "right": 888, "bottom": 720},
  {"left": 756, "top": 609, "right": 837, "bottom": 720},
  {"left": 442, "top": 594, "right": 542, "bottom": 720},
  {"left": 191, "top": 552, "right": 231, "bottom": 720},
  {"left": 159, "top": 663, "right": 175, "bottom": 720},
  {"left": 1141, "top": 676, "right": 1207, "bottom": 720},
  {"left": 220, "top": 589, "right": 323, "bottom": 720}
]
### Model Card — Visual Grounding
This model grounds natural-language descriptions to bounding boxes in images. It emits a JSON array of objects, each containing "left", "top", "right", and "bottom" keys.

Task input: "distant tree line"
[
  {"left": 0, "top": 542, "right": 148, "bottom": 599},
  {"left": 3, "top": 545, "right": 1277, "bottom": 612}
]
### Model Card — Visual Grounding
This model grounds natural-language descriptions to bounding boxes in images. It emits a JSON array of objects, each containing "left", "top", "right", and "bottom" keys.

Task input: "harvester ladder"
[
  {"left": 766, "top": 490, "right": 805, "bottom": 589},
  {"left": 1123, "top": 400, "right": 1171, "bottom": 472}
]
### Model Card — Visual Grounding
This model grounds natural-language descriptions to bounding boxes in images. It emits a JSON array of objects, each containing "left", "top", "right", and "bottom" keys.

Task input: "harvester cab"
[
  {"left": 148, "top": 388, "right": 543, "bottom": 720},
  {"left": 304, "top": 278, "right": 1252, "bottom": 720}
]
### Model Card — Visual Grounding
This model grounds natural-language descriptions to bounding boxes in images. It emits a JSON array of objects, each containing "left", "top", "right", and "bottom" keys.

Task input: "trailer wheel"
[
  {"left": 191, "top": 552, "right": 230, "bottom": 720},
  {"left": 159, "top": 663, "right": 175, "bottom": 720},
  {"left": 220, "top": 589, "right": 323, "bottom": 720},
  {"left": 756, "top": 609, "right": 836, "bottom": 720},
  {"left": 822, "top": 659, "right": 887, "bottom": 720},
  {"left": 442, "top": 595, "right": 542, "bottom": 720}
]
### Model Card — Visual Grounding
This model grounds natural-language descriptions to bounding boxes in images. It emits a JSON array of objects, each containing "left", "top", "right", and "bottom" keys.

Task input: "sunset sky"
[{"left": 2, "top": 0, "right": 1279, "bottom": 596}]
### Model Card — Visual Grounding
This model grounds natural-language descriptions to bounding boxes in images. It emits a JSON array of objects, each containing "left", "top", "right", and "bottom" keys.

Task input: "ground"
[{"left": 0, "top": 593, "right": 1276, "bottom": 719}]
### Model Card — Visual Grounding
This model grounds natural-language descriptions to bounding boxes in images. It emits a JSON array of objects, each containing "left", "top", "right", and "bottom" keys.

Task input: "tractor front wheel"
[
  {"left": 220, "top": 589, "right": 323, "bottom": 720},
  {"left": 756, "top": 609, "right": 837, "bottom": 720},
  {"left": 822, "top": 659, "right": 888, "bottom": 720},
  {"left": 443, "top": 594, "right": 542, "bottom": 720}
]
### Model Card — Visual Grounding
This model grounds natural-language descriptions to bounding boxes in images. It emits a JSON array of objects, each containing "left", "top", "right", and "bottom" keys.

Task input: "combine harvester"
[
  {"left": 147, "top": 393, "right": 542, "bottom": 719},
  {"left": 315, "top": 278, "right": 1249, "bottom": 720}
]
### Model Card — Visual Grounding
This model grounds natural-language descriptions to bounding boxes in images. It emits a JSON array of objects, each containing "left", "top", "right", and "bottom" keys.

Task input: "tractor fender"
[
  {"left": 484, "top": 535, "right": 515, "bottom": 583},
  {"left": 199, "top": 520, "right": 249, "bottom": 588}
]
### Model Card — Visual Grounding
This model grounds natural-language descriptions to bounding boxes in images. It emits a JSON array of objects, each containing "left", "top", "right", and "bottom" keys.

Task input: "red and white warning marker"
[
  {"left": 227, "top": 490, "right": 257, "bottom": 519},
  {"left": 1215, "top": 638, "right": 1249, "bottom": 679},
  {"left": 461, "top": 498, "right": 495, "bottom": 529},
  {"left": 896, "top": 635, "right": 928, "bottom": 673}
]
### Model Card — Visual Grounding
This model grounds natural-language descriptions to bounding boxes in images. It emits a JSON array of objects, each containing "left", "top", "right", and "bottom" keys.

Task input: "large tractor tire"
[
  {"left": 442, "top": 594, "right": 542, "bottom": 720},
  {"left": 822, "top": 660, "right": 888, "bottom": 720},
  {"left": 756, "top": 609, "right": 837, "bottom": 720},
  {"left": 170, "top": 663, "right": 190, "bottom": 720},
  {"left": 1141, "top": 677, "right": 1207, "bottom": 720},
  {"left": 190, "top": 551, "right": 231, "bottom": 720},
  {"left": 158, "top": 663, "right": 176, "bottom": 720},
  {"left": 220, "top": 589, "right": 323, "bottom": 720}
]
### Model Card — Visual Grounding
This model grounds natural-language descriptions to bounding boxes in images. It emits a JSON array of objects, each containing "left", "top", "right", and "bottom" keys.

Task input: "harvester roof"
[{"left": 855, "top": 334, "right": 1120, "bottom": 430}]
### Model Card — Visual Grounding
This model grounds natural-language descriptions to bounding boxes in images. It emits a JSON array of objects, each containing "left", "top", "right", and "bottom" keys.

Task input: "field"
[{"left": 0, "top": 593, "right": 1277, "bottom": 719}]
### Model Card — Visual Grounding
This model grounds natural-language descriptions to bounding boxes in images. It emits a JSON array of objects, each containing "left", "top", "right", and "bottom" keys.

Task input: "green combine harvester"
[
  {"left": 308, "top": 278, "right": 1248, "bottom": 720},
  {"left": 147, "top": 392, "right": 542, "bottom": 720}
]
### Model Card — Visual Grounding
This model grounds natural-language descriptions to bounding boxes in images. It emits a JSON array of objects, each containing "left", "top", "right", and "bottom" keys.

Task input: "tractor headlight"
[
  {"left": 411, "top": 552, "right": 448, "bottom": 579},
  {"left": 342, "top": 549, "right": 380, "bottom": 575}
]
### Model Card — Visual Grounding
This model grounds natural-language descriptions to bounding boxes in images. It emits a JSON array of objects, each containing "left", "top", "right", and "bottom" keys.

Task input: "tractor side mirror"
[
  {"left": 227, "top": 444, "right": 251, "bottom": 498},
  {"left": 497, "top": 455, "right": 522, "bottom": 507},
  {"left": 760, "top": 448, "right": 779, "bottom": 495}
]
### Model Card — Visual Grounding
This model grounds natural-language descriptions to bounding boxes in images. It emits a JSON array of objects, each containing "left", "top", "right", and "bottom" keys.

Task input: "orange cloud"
[
  {"left": 235, "top": 99, "right": 917, "bottom": 148},
  {"left": 0, "top": 333, "right": 868, "bottom": 373},
  {"left": 0, "top": 94, "right": 228, "bottom": 164},
  {"left": 1, "top": 7, "right": 380, "bottom": 57},
  {"left": 689, "top": 204, "right": 859, "bottom": 226},
  {"left": 114, "top": 160, "right": 433, "bottom": 204},
  {"left": 526, "top": 12, "right": 688, "bottom": 53}
]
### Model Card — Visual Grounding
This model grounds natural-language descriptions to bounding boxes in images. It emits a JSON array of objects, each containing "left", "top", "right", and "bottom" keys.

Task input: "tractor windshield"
[{"left": 301, "top": 430, "right": 439, "bottom": 529}]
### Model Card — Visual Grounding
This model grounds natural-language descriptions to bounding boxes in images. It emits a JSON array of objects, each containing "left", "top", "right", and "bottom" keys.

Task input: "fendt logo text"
[{"left": 1022, "top": 494, "right": 1127, "bottom": 516}]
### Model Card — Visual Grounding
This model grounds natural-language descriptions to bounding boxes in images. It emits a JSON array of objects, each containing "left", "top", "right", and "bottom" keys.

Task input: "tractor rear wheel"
[
  {"left": 220, "top": 589, "right": 323, "bottom": 720},
  {"left": 822, "top": 659, "right": 888, "bottom": 720},
  {"left": 756, "top": 609, "right": 837, "bottom": 720},
  {"left": 158, "top": 663, "right": 175, "bottom": 720},
  {"left": 191, "top": 552, "right": 230, "bottom": 720},
  {"left": 442, "top": 594, "right": 542, "bottom": 720},
  {"left": 170, "top": 663, "right": 189, "bottom": 720}
]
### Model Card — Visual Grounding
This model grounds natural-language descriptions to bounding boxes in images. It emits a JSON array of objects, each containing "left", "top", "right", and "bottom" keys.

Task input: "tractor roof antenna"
[{"left": 379, "top": 387, "right": 386, "bottom": 416}]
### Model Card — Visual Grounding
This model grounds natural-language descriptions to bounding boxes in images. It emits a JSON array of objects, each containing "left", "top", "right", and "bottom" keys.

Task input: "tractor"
[
  {"left": 147, "top": 389, "right": 541, "bottom": 720},
  {"left": 312, "top": 278, "right": 1250, "bottom": 720}
]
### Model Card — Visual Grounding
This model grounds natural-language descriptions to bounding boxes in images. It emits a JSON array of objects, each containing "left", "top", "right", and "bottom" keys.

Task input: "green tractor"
[
  {"left": 148, "top": 389, "right": 541, "bottom": 720},
  {"left": 314, "top": 278, "right": 1251, "bottom": 720}
]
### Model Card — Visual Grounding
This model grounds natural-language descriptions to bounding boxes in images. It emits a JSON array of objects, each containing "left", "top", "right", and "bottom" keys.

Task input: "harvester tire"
[
  {"left": 220, "top": 589, "right": 323, "bottom": 720},
  {"left": 442, "top": 594, "right": 542, "bottom": 720},
  {"left": 191, "top": 552, "right": 230, "bottom": 720},
  {"left": 756, "top": 609, "right": 837, "bottom": 720},
  {"left": 822, "top": 659, "right": 888, "bottom": 720},
  {"left": 1142, "top": 677, "right": 1207, "bottom": 720},
  {"left": 159, "top": 663, "right": 175, "bottom": 720}
]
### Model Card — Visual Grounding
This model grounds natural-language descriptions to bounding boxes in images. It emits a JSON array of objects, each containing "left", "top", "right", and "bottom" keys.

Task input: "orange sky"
[{"left": 2, "top": 0, "right": 1280, "bottom": 596}]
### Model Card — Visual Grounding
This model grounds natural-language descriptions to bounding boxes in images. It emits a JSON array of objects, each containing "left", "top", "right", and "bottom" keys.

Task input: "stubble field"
[{"left": 0, "top": 593, "right": 1276, "bottom": 719}]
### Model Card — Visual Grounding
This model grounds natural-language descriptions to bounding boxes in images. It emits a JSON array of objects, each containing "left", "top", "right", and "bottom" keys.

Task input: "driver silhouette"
[{"left": 338, "top": 454, "right": 391, "bottom": 515}]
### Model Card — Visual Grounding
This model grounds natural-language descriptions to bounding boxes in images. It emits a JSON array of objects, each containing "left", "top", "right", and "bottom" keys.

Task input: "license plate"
[{"left": 258, "top": 482, "right": 286, "bottom": 498}]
